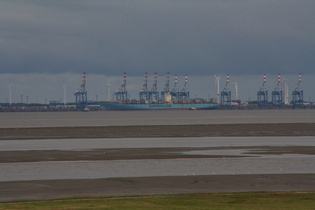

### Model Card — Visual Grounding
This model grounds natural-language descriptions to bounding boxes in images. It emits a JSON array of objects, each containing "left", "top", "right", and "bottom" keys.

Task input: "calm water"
[
  {"left": 0, "top": 109, "right": 315, "bottom": 128},
  {"left": 2, "top": 157, "right": 315, "bottom": 182},
  {"left": 1, "top": 136, "right": 315, "bottom": 151}
]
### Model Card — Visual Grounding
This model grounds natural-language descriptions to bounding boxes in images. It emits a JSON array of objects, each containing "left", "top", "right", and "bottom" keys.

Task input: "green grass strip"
[{"left": 1, "top": 192, "right": 315, "bottom": 210}]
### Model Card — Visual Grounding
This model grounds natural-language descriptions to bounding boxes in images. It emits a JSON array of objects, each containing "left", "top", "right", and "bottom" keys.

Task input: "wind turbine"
[
  {"left": 63, "top": 83, "right": 67, "bottom": 106},
  {"left": 281, "top": 76, "right": 289, "bottom": 105},
  {"left": 215, "top": 75, "right": 221, "bottom": 103},
  {"left": 107, "top": 80, "right": 111, "bottom": 101},
  {"left": 8, "top": 82, "right": 13, "bottom": 105}
]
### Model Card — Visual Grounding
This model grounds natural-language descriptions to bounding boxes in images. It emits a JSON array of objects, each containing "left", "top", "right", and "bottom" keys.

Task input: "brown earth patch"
[{"left": 1, "top": 174, "right": 315, "bottom": 201}]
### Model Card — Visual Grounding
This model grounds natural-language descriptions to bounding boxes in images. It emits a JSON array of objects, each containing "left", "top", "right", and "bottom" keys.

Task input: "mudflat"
[
  {"left": 1, "top": 123, "right": 315, "bottom": 140},
  {"left": 1, "top": 123, "right": 315, "bottom": 201},
  {"left": 1, "top": 145, "right": 315, "bottom": 163}
]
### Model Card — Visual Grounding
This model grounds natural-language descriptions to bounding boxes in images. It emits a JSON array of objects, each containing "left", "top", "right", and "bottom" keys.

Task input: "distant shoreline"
[
  {"left": 0, "top": 105, "right": 314, "bottom": 112},
  {"left": 1, "top": 123, "right": 314, "bottom": 140}
]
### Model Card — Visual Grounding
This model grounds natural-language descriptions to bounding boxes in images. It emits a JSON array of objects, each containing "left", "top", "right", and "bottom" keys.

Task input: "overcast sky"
[{"left": 0, "top": 1, "right": 314, "bottom": 103}]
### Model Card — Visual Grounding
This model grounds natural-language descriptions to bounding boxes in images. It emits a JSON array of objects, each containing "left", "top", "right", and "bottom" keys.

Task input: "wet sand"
[
  {"left": 1, "top": 146, "right": 315, "bottom": 163},
  {"left": 1, "top": 123, "right": 315, "bottom": 201}
]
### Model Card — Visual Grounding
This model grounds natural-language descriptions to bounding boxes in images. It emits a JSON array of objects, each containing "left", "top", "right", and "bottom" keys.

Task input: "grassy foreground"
[{"left": 0, "top": 192, "right": 315, "bottom": 210}]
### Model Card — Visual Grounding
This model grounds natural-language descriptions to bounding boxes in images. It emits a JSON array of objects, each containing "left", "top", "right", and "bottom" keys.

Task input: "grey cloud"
[{"left": 0, "top": 0, "right": 314, "bottom": 76}]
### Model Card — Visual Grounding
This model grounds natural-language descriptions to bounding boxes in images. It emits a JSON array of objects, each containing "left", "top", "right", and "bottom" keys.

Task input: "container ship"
[
  {"left": 98, "top": 72, "right": 217, "bottom": 110},
  {"left": 98, "top": 100, "right": 217, "bottom": 111},
  {"left": 74, "top": 72, "right": 218, "bottom": 111}
]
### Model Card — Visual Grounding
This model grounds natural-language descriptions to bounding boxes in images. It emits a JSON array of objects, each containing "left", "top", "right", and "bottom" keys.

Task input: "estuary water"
[
  {"left": 1, "top": 136, "right": 315, "bottom": 182},
  {"left": 1, "top": 157, "right": 315, "bottom": 182},
  {"left": 1, "top": 110, "right": 315, "bottom": 184},
  {"left": 1, "top": 136, "right": 315, "bottom": 151},
  {"left": 0, "top": 109, "right": 315, "bottom": 128}
]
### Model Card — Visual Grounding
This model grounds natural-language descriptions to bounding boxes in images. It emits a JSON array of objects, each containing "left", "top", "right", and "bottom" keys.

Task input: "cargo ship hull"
[{"left": 99, "top": 102, "right": 217, "bottom": 110}]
